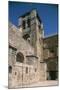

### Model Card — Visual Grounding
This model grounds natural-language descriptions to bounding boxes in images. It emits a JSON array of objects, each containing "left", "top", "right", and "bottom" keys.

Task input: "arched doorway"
[
  {"left": 47, "top": 60, "right": 57, "bottom": 80},
  {"left": 16, "top": 52, "right": 24, "bottom": 63},
  {"left": 16, "top": 52, "right": 24, "bottom": 85}
]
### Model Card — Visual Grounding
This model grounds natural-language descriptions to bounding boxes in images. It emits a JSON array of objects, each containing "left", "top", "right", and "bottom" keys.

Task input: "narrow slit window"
[
  {"left": 26, "top": 67, "right": 28, "bottom": 74},
  {"left": 27, "top": 19, "right": 30, "bottom": 27},
  {"left": 22, "top": 20, "right": 25, "bottom": 29},
  {"left": 9, "top": 66, "right": 12, "bottom": 73}
]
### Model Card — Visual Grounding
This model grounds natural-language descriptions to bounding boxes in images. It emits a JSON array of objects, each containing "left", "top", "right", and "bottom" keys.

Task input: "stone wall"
[{"left": 8, "top": 10, "right": 58, "bottom": 88}]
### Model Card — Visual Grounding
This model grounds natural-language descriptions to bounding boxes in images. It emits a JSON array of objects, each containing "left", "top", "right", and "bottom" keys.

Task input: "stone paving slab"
[{"left": 14, "top": 80, "right": 58, "bottom": 89}]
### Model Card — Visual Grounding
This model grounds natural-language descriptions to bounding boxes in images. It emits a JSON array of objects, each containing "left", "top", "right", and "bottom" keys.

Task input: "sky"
[{"left": 9, "top": 1, "right": 58, "bottom": 37}]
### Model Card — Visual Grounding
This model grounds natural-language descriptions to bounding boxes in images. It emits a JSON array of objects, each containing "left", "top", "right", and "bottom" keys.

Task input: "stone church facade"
[{"left": 8, "top": 10, "right": 58, "bottom": 88}]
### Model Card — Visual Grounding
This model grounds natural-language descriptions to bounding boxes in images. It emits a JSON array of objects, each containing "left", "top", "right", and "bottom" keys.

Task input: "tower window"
[
  {"left": 27, "top": 19, "right": 30, "bottom": 27},
  {"left": 39, "top": 25, "right": 41, "bottom": 29},
  {"left": 9, "top": 66, "right": 12, "bottom": 73},
  {"left": 22, "top": 20, "right": 25, "bottom": 29}
]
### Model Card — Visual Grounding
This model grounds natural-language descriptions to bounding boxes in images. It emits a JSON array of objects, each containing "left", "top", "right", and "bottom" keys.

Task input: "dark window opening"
[
  {"left": 27, "top": 19, "right": 30, "bottom": 27},
  {"left": 15, "top": 72, "right": 17, "bottom": 75},
  {"left": 47, "top": 71, "right": 57, "bottom": 80},
  {"left": 9, "top": 45, "right": 17, "bottom": 54},
  {"left": 23, "top": 34, "right": 30, "bottom": 40},
  {"left": 22, "top": 20, "right": 25, "bottom": 29},
  {"left": 50, "top": 49, "right": 54, "bottom": 53},
  {"left": 35, "top": 68, "right": 37, "bottom": 72},
  {"left": 16, "top": 52, "right": 24, "bottom": 63},
  {"left": 39, "top": 25, "right": 41, "bottom": 29},
  {"left": 9, "top": 45, "right": 17, "bottom": 51},
  {"left": 26, "top": 67, "right": 28, "bottom": 73},
  {"left": 9, "top": 66, "right": 12, "bottom": 73}
]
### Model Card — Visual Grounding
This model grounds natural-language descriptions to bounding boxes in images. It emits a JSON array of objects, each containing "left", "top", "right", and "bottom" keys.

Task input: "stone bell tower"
[
  {"left": 18, "top": 9, "right": 46, "bottom": 80},
  {"left": 18, "top": 10, "right": 44, "bottom": 59}
]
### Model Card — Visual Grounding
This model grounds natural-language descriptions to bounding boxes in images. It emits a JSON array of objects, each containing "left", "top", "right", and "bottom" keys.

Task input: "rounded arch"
[{"left": 16, "top": 52, "right": 24, "bottom": 63}]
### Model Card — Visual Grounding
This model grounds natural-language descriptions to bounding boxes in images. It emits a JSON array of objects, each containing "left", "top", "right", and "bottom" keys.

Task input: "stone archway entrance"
[
  {"left": 16, "top": 52, "right": 24, "bottom": 63},
  {"left": 48, "top": 71, "right": 57, "bottom": 80},
  {"left": 47, "top": 60, "right": 58, "bottom": 80},
  {"left": 16, "top": 52, "right": 24, "bottom": 86}
]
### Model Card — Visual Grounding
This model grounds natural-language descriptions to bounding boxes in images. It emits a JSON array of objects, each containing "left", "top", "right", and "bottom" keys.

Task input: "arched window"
[
  {"left": 9, "top": 66, "right": 12, "bottom": 73},
  {"left": 22, "top": 20, "right": 25, "bottom": 29},
  {"left": 27, "top": 18, "right": 30, "bottom": 27},
  {"left": 16, "top": 52, "right": 24, "bottom": 63}
]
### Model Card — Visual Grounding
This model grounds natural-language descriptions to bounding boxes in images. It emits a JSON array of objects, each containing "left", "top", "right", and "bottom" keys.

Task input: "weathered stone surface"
[{"left": 8, "top": 10, "right": 58, "bottom": 88}]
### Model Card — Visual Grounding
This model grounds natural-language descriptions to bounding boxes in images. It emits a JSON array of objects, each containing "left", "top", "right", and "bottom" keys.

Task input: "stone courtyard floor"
[{"left": 15, "top": 80, "right": 58, "bottom": 88}]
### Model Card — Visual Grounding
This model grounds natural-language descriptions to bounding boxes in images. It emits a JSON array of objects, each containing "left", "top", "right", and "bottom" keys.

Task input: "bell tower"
[
  {"left": 18, "top": 10, "right": 46, "bottom": 80},
  {"left": 18, "top": 9, "right": 44, "bottom": 59}
]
